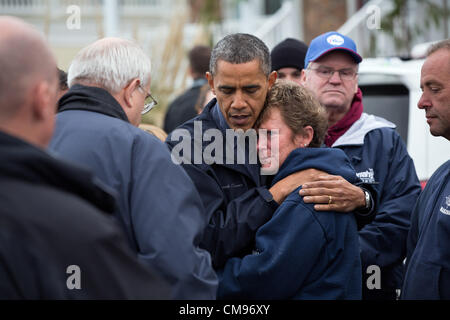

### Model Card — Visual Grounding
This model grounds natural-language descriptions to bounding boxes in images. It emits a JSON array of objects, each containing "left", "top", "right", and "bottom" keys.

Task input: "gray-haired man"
[{"left": 50, "top": 37, "right": 217, "bottom": 299}]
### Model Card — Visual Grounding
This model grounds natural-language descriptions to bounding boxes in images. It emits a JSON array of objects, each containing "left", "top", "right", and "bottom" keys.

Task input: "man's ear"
[
  {"left": 31, "top": 81, "right": 54, "bottom": 121},
  {"left": 268, "top": 71, "right": 277, "bottom": 89},
  {"left": 206, "top": 72, "right": 215, "bottom": 95},
  {"left": 300, "top": 69, "right": 307, "bottom": 86},
  {"left": 123, "top": 78, "right": 141, "bottom": 109}
]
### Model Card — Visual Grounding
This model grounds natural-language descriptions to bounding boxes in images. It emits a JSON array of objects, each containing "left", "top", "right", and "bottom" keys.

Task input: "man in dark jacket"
[
  {"left": 164, "top": 45, "right": 211, "bottom": 133},
  {"left": 300, "top": 31, "right": 422, "bottom": 299},
  {"left": 166, "top": 33, "right": 376, "bottom": 269},
  {"left": 0, "top": 16, "right": 169, "bottom": 299},
  {"left": 50, "top": 37, "right": 217, "bottom": 299},
  {"left": 401, "top": 39, "right": 450, "bottom": 299}
]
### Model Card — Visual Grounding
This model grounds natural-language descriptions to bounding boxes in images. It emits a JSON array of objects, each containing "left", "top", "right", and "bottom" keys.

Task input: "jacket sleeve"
[
  {"left": 359, "top": 130, "right": 421, "bottom": 270},
  {"left": 217, "top": 198, "right": 327, "bottom": 299},
  {"left": 130, "top": 135, "right": 218, "bottom": 299},
  {"left": 172, "top": 160, "right": 279, "bottom": 269},
  {"left": 353, "top": 182, "right": 379, "bottom": 229}
]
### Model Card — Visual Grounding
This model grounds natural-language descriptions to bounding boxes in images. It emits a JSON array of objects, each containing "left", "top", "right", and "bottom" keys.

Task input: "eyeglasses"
[
  {"left": 308, "top": 66, "right": 357, "bottom": 81},
  {"left": 138, "top": 85, "right": 158, "bottom": 115}
]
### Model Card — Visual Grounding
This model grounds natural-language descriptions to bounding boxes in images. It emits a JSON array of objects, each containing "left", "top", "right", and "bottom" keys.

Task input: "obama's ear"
[
  {"left": 206, "top": 72, "right": 215, "bottom": 95},
  {"left": 268, "top": 71, "right": 277, "bottom": 89}
]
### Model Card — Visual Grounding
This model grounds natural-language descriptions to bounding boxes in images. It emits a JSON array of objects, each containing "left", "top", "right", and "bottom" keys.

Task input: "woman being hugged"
[{"left": 218, "top": 80, "right": 362, "bottom": 300}]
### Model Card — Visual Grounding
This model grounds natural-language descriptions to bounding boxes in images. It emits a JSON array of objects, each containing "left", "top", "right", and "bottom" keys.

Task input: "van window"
[{"left": 359, "top": 74, "right": 410, "bottom": 144}]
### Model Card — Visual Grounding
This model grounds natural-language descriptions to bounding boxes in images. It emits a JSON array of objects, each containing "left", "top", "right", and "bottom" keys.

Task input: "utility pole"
[{"left": 103, "top": 0, "right": 119, "bottom": 37}]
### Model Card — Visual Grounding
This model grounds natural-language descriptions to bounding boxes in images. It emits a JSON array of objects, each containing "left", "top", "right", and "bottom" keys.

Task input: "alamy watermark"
[
  {"left": 66, "top": 5, "right": 81, "bottom": 30},
  {"left": 366, "top": 264, "right": 381, "bottom": 290},
  {"left": 366, "top": 5, "right": 381, "bottom": 30},
  {"left": 168, "top": 121, "right": 280, "bottom": 175},
  {"left": 66, "top": 265, "right": 81, "bottom": 290}
]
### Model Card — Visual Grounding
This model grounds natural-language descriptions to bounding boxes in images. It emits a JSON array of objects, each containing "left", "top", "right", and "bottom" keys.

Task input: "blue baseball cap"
[{"left": 304, "top": 31, "right": 362, "bottom": 67}]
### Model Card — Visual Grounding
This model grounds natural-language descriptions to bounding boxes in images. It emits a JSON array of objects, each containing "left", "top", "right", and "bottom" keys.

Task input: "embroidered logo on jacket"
[
  {"left": 356, "top": 168, "right": 375, "bottom": 183},
  {"left": 440, "top": 195, "right": 450, "bottom": 216}
]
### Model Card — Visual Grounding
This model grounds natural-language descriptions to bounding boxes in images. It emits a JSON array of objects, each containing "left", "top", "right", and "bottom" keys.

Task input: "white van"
[{"left": 358, "top": 58, "right": 449, "bottom": 187}]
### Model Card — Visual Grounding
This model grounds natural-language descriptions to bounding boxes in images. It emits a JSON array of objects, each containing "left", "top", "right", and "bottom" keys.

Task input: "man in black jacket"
[
  {"left": 0, "top": 16, "right": 168, "bottom": 299},
  {"left": 166, "top": 33, "right": 376, "bottom": 269},
  {"left": 164, "top": 45, "right": 211, "bottom": 133}
]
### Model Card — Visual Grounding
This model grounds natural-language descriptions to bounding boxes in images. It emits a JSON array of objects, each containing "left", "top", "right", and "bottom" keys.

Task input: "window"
[{"left": 359, "top": 74, "right": 410, "bottom": 145}]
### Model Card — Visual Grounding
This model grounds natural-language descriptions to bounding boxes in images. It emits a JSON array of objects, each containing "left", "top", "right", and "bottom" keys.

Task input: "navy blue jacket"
[
  {"left": 50, "top": 84, "right": 217, "bottom": 299},
  {"left": 218, "top": 148, "right": 362, "bottom": 299},
  {"left": 402, "top": 160, "right": 450, "bottom": 299},
  {"left": 166, "top": 100, "right": 279, "bottom": 268},
  {"left": 333, "top": 113, "right": 421, "bottom": 292}
]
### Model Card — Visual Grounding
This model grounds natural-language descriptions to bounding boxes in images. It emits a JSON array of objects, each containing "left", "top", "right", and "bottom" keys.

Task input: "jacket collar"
[
  {"left": 58, "top": 84, "right": 129, "bottom": 123},
  {"left": 0, "top": 130, "right": 117, "bottom": 214},
  {"left": 272, "top": 148, "right": 358, "bottom": 186},
  {"left": 332, "top": 112, "right": 396, "bottom": 147}
]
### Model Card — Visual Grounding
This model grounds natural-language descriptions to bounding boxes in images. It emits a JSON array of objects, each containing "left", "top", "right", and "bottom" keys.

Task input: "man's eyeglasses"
[
  {"left": 138, "top": 85, "right": 158, "bottom": 115},
  {"left": 308, "top": 66, "right": 357, "bottom": 81}
]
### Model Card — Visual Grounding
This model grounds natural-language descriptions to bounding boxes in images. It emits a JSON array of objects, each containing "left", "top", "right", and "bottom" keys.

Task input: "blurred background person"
[
  {"left": 270, "top": 38, "right": 308, "bottom": 85},
  {"left": 57, "top": 68, "right": 68, "bottom": 99},
  {"left": 163, "top": 44, "right": 211, "bottom": 133},
  {"left": 194, "top": 82, "right": 215, "bottom": 115},
  {"left": 56, "top": 68, "right": 68, "bottom": 113}
]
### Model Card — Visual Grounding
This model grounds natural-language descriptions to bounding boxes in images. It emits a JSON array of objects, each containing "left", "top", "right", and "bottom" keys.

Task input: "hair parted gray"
[
  {"left": 427, "top": 39, "right": 450, "bottom": 57},
  {"left": 209, "top": 33, "right": 271, "bottom": 76},
  {"left": 68, "top": 37, "right": 151, "bottom": 93}
]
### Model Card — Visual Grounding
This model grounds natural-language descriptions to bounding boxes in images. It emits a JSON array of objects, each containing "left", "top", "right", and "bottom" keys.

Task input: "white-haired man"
[{"left": 49, "top": 38, "right": 217, "bottom": 299}]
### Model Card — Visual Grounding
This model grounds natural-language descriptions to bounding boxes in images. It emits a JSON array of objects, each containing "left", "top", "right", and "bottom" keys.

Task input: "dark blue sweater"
[{"left": 218, "top": 147, "right": 362, "bottom": 299}]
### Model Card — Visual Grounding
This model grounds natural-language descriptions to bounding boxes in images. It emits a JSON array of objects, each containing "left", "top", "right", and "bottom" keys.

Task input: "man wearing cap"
[
  {"left": 299, "top": 31, "right": 421, "bottom": 299},
  {"left": 270, "top": 38, "right": 308, "bottom": 85}
]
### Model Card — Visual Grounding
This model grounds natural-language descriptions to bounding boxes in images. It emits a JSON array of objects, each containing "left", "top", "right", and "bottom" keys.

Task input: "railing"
[
  {"left": 0, "top": 0, "right": 179, "bottom": 17},
  {"left": 0, "top": 0, "right": 99, "bottom": 15},
  {"left": 255, "top": 1, "right": 300, "bottom": 49},
  {"left": 212, "top": 1, "right": 301, "bottom": 50}
]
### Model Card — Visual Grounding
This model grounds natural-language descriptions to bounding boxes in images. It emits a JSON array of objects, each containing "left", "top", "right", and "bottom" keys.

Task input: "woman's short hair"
[
  {"left": 256, "top": 80, "right": 328, "bottom": 148},
  {"left": 68, "top": 38, "right": 151, "bottom": 93}
]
